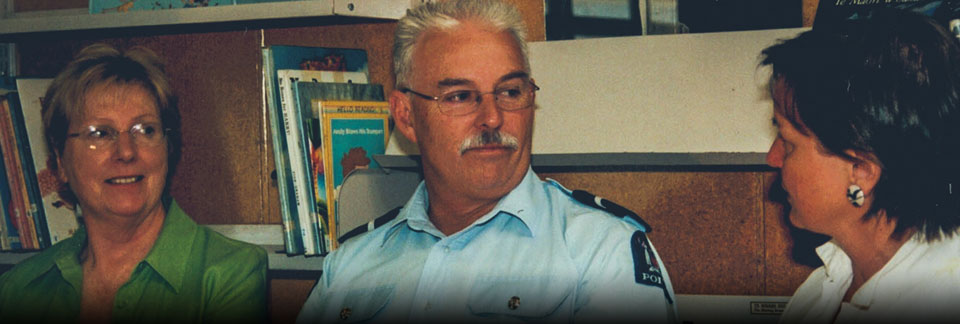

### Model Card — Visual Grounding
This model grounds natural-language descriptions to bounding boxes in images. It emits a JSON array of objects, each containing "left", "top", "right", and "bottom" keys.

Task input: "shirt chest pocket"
[
  {"left": 467, "top": 277, "right": 573, "bottom": 320},
  {"left": 330, "top": 286, "right": 394, "bottom": 323}
]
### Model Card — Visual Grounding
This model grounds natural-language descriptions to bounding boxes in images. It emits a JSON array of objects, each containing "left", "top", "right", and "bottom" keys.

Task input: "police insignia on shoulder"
[
  {"left": 631, "top": 231, "right": 673, "bottom": 304},
  {"left": 337, "top": 207, "right": 402, "bottom": 244},
  {"left": 570, "top": 190, "right": 652, "bottom": 232}
]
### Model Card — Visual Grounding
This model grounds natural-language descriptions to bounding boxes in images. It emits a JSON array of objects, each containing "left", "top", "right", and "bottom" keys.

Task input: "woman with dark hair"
[
  {"left": 762, "top": 8, "right": 960, "bottom": 323},
  {"left": 0, "top": 43, "right": 267, "bottom": 323}
]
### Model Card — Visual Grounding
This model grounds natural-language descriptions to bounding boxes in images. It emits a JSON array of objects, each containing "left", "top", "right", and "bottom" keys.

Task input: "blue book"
[
  {"left": 262, "top": 45, "right": 368, "bottom": 255},
  {"left": 294, "top": 79, "right": 383, "bottom": 249},
  {"left": 90, "top": 0, "right": 237, "bottom": 14}
]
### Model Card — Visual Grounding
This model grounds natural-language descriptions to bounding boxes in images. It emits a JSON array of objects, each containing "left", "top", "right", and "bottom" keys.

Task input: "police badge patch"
[{"left": 631, "top": 231, "right": 673, "bottom": 303}]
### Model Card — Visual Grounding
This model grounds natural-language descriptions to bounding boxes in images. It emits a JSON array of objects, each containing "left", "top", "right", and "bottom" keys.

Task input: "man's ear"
[
  {"left": 847, "top": 150, "right": 882, "bottom": 194},
  {"left": 389, "top": 89, "right": 418, "bottom": 144}
]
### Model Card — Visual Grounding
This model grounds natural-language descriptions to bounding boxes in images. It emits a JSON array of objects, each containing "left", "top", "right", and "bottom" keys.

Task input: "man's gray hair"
[{"left": 393, "top": 0, "right": 529, "bottom": 88}]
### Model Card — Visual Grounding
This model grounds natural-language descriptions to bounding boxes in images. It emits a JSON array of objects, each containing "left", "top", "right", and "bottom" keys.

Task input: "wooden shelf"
[{"left": 0, "top": 0, "right": 414, "bottom": 37}]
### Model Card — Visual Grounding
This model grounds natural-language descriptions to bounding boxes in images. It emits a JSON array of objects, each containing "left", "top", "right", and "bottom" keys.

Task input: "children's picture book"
[
  {"left": 16, "top": 78, "right": 80, "bottom": 247},
  {"left": 295, "top": 81, "right": 384, "bottom": 249},
  {"left": 814, "top": 0, "right": 960, "bottom": 30},
  {"left": 91, "top": 0, "right": 236, "bottom": 14},
  {"left": 0, "top": 93, "right": 32, "bottom": 250},
  {"left": 316, "top": 100, "right": 390, "bottom": 250},
  {"left": 278, "top": 69, "right": 363, "bottom": 256},
  {"left": 262, "top": 44, "right": 369, "bottom": 255},
  {"left": 4, "top": 92, "right": 43, "bottom": 250}
]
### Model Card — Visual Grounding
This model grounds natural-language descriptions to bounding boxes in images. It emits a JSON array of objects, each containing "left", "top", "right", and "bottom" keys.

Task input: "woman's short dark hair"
[
  {"left": 41, "top": 43, "right": 181, "bottom": 203},
  {"left": 761, "top": 9, "right": 960, "bottom": 241}
]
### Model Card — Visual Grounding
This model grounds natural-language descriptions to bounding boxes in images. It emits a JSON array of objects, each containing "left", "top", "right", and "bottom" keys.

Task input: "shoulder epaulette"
[
  {"left": 337, "top": 206, "right": 402, "bottom": 244},
  {"left": 570, "top": 190, "right": 652, "bottom": 232}
]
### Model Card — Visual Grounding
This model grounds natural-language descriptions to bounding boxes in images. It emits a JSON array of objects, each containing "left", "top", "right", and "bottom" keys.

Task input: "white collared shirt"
[
  {"left": 780, "top": 231, "right": 960, "bottom": 323},
  {"left": 296, "top": 168, "right": 676, "bottom": 323}
]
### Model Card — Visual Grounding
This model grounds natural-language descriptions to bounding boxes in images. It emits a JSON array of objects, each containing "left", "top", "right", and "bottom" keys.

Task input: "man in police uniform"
[{"left": 296, "top": 0, "right": 676, "bottom": 322}]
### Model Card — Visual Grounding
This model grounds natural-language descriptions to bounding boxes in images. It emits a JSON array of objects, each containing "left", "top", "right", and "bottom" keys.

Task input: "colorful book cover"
[
  {"left": 814, "top": 0, "right": 960, "bottom": 30},
  {"left": 317, "top": 100, "right": 390, "bottom": 250},
  {"left": 0, "top": 94, "right": 30, "bottom": 250},
  {"left": 90, "top": 0, "right": 237, "bottom": 14},
  {"left": 3, "top": 93, "right": 41, "bottom": 249},
  {"left": 295, "top": 81, "right": 384, "bottom": 248},
  {"left": 287, "top": 72, "right": 371, "bottom": 253},
  {"left": 0, "top": 97, "right": 20, "bottom": 250},
  {"left": 15, "top": 78, "right": 80, "bottom": 247},
  {"left": 0, "top": 149, "right": 18, "bottom": 251},
  {"left": 262, "top": 45, "right": 369, "bottom": 255}
]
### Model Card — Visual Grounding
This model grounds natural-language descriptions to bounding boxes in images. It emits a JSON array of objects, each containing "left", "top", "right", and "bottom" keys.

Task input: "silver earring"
[{"left": 847, "top": 184, "right": 864, "bottom": 207}]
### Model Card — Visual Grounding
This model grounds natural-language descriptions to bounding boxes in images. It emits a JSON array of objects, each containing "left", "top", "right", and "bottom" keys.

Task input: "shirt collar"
[
  {"left": 382, "top": 167, "right": 542, "bottom": 245},
  {"left": 814, "top": 232, "right": 930, "bottom": 308},
  {"left": 37, "top": 200, "right": 196, "bottom": 293},
  {"left": 40, "top": 228, "right": 86, "bottom": 291},
  {"left": 140, "top": 199, "right": 198, "bottom": 293}
]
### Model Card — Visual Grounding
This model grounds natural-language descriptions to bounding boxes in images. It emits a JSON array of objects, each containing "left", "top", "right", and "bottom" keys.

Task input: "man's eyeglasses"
[
  {"left": 401, "top": 79, "right": 539, "bottom": 116},
  {"left": 66, "top": 122, "right": 169, "bottom": 150}
]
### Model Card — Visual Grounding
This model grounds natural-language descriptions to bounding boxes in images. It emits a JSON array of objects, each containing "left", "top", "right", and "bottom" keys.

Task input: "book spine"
[
  {"left": 298, "top": 94, "right": 331, "bottom": 254},
  {"left": 0, "top": 94, "right": 36, "bottom": 250},
  {"left": 263, "top": 48, "right": 304, "bottom": 255},
  {"left": 319, "top": 110, "right": 338, "bottom": 251},
  {"left": 292, "top": 82, "right": 327, "bottom": 254},
  {"left": 277, "top": 72, "right": 320, "bottom": 256},
  {"left": 8, "top": 94, "right": 49, "bottom": 249},
  {"left": 0, "top": 115, "right": 10, "bottom": 250}
]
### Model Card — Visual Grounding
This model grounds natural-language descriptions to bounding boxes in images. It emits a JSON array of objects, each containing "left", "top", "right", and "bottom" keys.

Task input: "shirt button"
[
  {"left": 340, "top": 308, "right": 352, "bottom": 320},
  {"left": 443, "top": 247, "right": 450, "bottom": 253},
  {"left": 508, "top": 296, "right": 520, "bottom": 310}
]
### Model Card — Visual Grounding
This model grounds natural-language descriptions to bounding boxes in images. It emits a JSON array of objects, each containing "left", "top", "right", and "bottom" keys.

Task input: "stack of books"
[
  {"left": 0, "top": 78, "right": 81, "bottom": 251},
  {"left": 263, "top": 45, "right": 391, "bottom": 256}
]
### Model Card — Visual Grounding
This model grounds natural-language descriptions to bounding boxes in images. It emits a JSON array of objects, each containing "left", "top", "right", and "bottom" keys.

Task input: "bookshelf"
[{"left": 0, "top": 1, "right": 415, "bottom": 37}]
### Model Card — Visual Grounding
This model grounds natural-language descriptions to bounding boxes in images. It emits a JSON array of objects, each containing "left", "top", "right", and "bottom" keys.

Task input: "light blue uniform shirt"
[{"left": 297, "top": 168, "right": 676, "bottom": 323}]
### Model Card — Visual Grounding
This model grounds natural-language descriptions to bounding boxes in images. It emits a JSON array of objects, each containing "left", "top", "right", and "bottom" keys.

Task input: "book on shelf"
[
  {"left": 15, "top": 79, "right": 81, "bottom": 247},
  {"left": 1, "top": 92, "right": 41, "bottom": 250},
  {"left": 90, "top": 0, "right": 295, "bottom": 14},
  {"left": 285, "top": 71, "right": 372, "bottom": 254},
  {"left": 814, "top": 0, "right": 960, "bottom": 30},
  {"left": 261, "top": 44, "right": 369, "bottom": 255},
  {"left": 91, "top": 0, "right": 235, "bottom": 14},
  {"left": 315, "top": 100, "right": 390, "bottom": 250},
  {"left": 262, "top": 48, "right": 300, "bottom": 255},
  {"left": 0, "top": 146, "right": 19, "bottom": 251},
  {"left": 0, "top": 96, "right": 21, "bottom": 250},
  {"left": 294, "top": 81, "right": 384, "bottom": 250}
]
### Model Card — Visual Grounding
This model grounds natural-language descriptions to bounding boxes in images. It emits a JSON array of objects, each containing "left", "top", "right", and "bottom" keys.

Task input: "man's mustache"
[{"left": 459, "top": 130, "right": 519, "bottom": 154}]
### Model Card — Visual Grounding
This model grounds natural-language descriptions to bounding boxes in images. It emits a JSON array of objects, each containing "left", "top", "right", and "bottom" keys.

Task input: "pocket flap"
[
  {"left": 467, "top": 278, "right": 571, "bottom": 318},
  {"left": 334, "top": 286, "right": 394, "bottom": 323}
]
